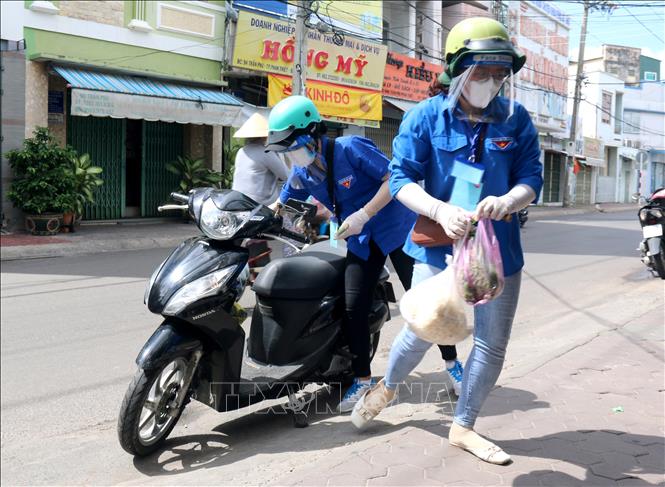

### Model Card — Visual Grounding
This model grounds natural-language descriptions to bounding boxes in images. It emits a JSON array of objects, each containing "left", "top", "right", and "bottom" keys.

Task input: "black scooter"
[
  {"left": 117, "top": 188, "right": 395, "bottom": 456},
  {"left": 518, "top": 207, "right": 528, "bottom": 228},
  {"left": 638, "top": 188, "right": 665, "bottom": 279}
]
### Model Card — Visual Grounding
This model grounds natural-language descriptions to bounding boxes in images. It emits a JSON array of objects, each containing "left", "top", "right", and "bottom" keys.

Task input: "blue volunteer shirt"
[
  {"left": 389, "top": 95, "right": 544, "bottom": 276},
  {"left": 280, "top": 136, "right": 416, "bottom": 260}
]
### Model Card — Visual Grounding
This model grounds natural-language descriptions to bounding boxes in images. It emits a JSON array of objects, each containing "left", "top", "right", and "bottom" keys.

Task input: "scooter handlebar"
[
  {"left": 170, "top": 192, "right": 190, "bottom": 203},
  {"left": 158, "top": 204, "right": 188, "bottom": 212}
]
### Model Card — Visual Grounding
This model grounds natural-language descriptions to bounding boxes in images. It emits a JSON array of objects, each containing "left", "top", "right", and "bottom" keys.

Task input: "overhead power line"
[{"left": 622, "top": 5, "right": 665, "bottom": 43}]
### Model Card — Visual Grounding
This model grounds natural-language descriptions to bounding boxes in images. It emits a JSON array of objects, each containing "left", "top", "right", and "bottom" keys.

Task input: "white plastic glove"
[
  {"left": 335, "top": 208, "right": 370, "bottom": 240},
  {"left": 474, "top": 185, "right": 536, "bottom": 221},
  {"left": 395, "top": 183, "right": 471, "bottom": 240},
  {"left": 474, "top": 195, "right": 514, "bottom": 221},
  {"left": 431, "top": 202, "right": 471, "bottom": 239}
]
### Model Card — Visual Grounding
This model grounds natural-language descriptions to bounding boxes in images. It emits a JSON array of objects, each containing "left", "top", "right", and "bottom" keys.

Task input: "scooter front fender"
[{"left": 136, "top": 321, "right": 202, "bottom": 371}]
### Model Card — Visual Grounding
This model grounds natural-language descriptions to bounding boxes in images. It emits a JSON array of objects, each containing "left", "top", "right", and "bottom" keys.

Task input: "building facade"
[
  {"left": 1, "top": 0, "right": 242, "bottom": 227},
  {"left": 569, "top": 70, "right": 626, "bottom": 204},
  {"left": 622, "top": 57, "right": 665, "bottom": 198},
  {"left": 573, "top": 46, "right": 665, "bottom": 203},
  {"left": 508, "top": 1, "right": 571, "bottom": 205}
]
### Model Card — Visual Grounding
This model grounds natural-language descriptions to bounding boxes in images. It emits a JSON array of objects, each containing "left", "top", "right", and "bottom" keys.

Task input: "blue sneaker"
[
  {"left": 338, "top": 378, "right": 375, "bottom": 413},
  {"left": 446, "top": 360, "right": 464, "bottom": 396}
]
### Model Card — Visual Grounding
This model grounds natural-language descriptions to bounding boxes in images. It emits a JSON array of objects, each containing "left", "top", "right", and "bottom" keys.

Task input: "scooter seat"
[{"left": 252, "top": 250, "right": 345, "bottom": 299}]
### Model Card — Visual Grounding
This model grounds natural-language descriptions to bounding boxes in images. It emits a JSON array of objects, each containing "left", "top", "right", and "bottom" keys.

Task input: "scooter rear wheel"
[
  {"left": 654, "top": 247, "right": 665, "bottom": 280},
  {"left": 117, "top": 356, "right": 191, "bottom": 456}
]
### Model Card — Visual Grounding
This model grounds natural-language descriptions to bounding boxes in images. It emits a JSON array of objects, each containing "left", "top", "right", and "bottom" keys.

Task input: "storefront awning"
[
  {"left": 583, "top": 157, "right": 606, "bottom": 167},
  {"left": 384, "top": 97, "right": 418, "bottom": 113},
  {"left": 54, "top": 66, "right": 243, "bottom": 126}
]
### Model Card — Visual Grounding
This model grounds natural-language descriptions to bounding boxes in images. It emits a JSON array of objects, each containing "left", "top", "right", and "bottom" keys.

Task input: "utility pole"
[
  {"left": 564, "top": 2, "right": 591, "bottom": 207},
  {"left": 564, "top": 0, "right": 613, "bottom": 207},
  {"left": 292, "top": 0, "right": 310, "bottom": 96}
]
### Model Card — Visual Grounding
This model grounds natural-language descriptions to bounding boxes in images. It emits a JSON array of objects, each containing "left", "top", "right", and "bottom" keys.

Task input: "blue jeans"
[{"left": 385, "top": 262, "right": 522, "bottom": 428}]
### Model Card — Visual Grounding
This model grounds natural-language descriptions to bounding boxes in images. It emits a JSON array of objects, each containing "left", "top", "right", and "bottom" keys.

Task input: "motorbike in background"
[
  {"left": 117, "top": 188, "right": 395, "bottom": 456},
  {"left": 638, "top": 187, "right": 665, "bottom": 279}
]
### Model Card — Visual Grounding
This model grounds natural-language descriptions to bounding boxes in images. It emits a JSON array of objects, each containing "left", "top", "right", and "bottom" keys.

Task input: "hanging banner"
[
  {"left": 233, "top": 1, "right": 383, "bottom": 38},
  {"left": 233, "top": 11, "right": 387, "bottom": 91},
  {"left": 268, "top": 74, "right": 382, "bottom": 122},
  {"left": 383, "top": 52, "right": 443, "bottom": 102}
]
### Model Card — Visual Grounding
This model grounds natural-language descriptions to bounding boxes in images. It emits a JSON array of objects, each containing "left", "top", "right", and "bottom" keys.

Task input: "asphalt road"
[{"left": 1, "top": 210, "right": 662, "bottom": 485}]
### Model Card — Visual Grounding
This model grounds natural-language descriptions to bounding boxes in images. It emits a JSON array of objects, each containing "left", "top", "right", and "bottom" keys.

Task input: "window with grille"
[
  {"left": 601, "top": 91, "right": 612, "bottom": 124},
  {"left": 623, "top": 111, "right": 640, "bottom": 134}
]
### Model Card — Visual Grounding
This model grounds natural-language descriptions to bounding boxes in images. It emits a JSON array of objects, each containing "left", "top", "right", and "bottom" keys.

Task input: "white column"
[{"left": 211, "top": 126, "right": 223, "bottom": 173}]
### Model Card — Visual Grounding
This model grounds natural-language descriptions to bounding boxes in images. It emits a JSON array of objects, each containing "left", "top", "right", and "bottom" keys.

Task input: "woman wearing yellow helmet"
[{"left": 351, "top": 18, "right": 543, "bottom": 466}]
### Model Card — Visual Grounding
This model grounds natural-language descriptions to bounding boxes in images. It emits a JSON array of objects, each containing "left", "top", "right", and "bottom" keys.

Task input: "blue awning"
[{"left": 54, "top": 65, "right": 243, "bottom": 126}]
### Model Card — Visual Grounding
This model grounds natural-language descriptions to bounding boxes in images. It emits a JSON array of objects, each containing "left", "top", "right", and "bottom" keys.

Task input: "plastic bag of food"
[
  {"left": 453, "top": 218, "right": 505, "bottom": 306},
  {"left": 399, "top": 256, "right": 471, "bottom": 345}
]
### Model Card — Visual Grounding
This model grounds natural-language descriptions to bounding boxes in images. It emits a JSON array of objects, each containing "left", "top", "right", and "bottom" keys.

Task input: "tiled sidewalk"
[{"left": 274, "top": 312, "right": 664, "bottom": 486}]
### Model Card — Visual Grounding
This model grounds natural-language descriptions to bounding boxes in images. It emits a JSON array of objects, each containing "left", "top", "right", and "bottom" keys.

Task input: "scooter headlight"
[
  {"left": 200, "top": 199, "right": 251, "bottom": 240},
  {"left": 163, "top": 265, "right": 238, "bottom": 316}
]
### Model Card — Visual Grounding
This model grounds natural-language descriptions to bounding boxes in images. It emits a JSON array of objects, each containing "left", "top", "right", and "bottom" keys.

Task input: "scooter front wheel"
[{"left": 117, "top": 356, "right": 192, "bottom": 456}]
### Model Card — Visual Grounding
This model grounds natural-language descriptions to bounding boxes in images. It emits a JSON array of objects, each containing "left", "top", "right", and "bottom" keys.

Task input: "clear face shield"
[
  {"left": 447, "top": 54, "right": 515, "bottom": 124},
  {"left": 277, "top": 134, "right": 322, "bottom": 171}
]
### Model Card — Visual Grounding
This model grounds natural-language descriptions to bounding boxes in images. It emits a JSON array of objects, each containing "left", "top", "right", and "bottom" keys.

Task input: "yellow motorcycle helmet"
[{"left": 445, "top": 17, "right": 526, "bottom": 77}]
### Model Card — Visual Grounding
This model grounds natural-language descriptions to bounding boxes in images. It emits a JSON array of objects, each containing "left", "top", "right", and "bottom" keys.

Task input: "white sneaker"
[
  {"left": 338, "top": 378, "right": 374, "bottom": 413},
  {"left": 351, "top": 379, "right": 396, "bottom": 429}
]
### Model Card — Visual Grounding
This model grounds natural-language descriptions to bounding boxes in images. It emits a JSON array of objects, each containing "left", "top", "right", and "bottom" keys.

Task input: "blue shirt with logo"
[
  {"left": 389, "top": 95, "right": 543, "bottom": 276},
  {"left": 280, "top": 136, "right": 417, "bottom": 260}
]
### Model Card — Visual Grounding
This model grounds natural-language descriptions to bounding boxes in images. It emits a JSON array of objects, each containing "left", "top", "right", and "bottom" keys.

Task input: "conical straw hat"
[{"left": 233, "top": 113, "right": 269, "bottom": 138}]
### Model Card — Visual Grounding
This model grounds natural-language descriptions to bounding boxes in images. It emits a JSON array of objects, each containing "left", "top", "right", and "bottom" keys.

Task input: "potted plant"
[
  {"left": 166, "top": 156, "right": 224, "bottom": 193},
  {"left": 6, "top": 127, "right": 77, "bottom": 235},
  {"left": 64, "top": 153, "right": 104, "bottom": 231}
]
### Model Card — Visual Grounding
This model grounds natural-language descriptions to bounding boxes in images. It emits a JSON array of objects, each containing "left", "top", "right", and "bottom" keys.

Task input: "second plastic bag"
[
  {"left": 399, "top": 256, "right": 472, "bottom": 345},
  {"left": 453, "top": 218, "right": 505, "bottom": 306}
]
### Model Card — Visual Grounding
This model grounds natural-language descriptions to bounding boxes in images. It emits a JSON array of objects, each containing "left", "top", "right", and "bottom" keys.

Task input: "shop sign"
[
  {"left": 233, "top": 1, "right": 383, "bottom": 38},
  {"left": 583, "top": 137, "right": 604, "bottom": 160},
  {"left": 233, "top": 11, "right": 387, "bottom": 91},
  {"left": 70, "top": 90, "right": 241, "bottom": 126},
  {"left": 268, "top": 74, "right": 382, "bottom": 122},
  {"left": 48, "top": 91, "right": 65, "bottom": 124},
  {"left": 583, "top": 136, "right": 606, "bottom": 167},
  {"left": 383, "top": 52, "right": 443, "bottom": 102},
  {"left": 324, "top": 115, "right": 380, "bottom": 128}
]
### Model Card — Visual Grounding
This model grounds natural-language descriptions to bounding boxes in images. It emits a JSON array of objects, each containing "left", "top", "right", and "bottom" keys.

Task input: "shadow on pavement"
[
  {"left": 390, "top": 371, "right": 550, "bottom": 419},
  {"left": 131, "top": 384, "right": 434, "bottom": 477},
  {"left": 504, "top": 430, "right": 665, "bottom": 486},
  {"left": 130, "top": 380, "right": 551, "bottom": 478}
]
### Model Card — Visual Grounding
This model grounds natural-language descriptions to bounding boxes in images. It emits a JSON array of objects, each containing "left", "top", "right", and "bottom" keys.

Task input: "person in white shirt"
[{"left": 232, "top": 113, "right": 289, "bottom": 206}]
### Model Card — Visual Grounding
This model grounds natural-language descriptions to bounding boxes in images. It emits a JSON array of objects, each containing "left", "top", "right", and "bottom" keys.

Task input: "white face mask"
[
  {"left": 283, "top": 145, "right": 316, "bottom": 168},
  {"left": 462, "top": 78, "right": 503, "bottom": 109}
]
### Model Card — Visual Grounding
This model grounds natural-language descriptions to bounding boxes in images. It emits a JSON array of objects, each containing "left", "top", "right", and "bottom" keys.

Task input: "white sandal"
[
  {"left": 350, "top": 380, "right": 396, "bottom": 430},
  {"left": 450, "top": 441, "right": 511, "bottom": 465}
]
